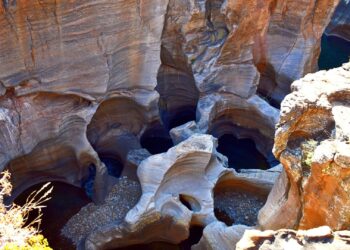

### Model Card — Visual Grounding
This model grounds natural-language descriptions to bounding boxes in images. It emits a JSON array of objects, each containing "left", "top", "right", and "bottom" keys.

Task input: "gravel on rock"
[
  {"left": 214, "top": 188, "right": 266, "bottom": 226},
  {"left": 61, "top": 177, "right": 142, "bottom": 245}
]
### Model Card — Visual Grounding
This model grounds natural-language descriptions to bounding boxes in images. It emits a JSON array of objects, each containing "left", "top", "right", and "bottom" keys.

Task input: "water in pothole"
[
  {"left": 14, "top": 182, "right": 91, "bottom": 250},
  {"left": 217, "top": 134, "right": 270, "bottom": 171},
  {"left": 140, "top": 125, "right": 174, "bottom": 155},
  {"left": 319, "top": 34, "right": 350, "bottom": 70},
  {"left": 114, "top": 226, "right": 204, "bottom": 250}
]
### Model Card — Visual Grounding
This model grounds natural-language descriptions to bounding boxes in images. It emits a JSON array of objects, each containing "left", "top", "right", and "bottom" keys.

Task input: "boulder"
[{"left": 259, "top": 62, "right": 350, "bottom": 230}]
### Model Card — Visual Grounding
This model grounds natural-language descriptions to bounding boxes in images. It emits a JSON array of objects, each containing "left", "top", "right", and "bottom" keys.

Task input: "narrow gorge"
[{"left": 0, "top": 0, "right": 349, "bottom": 249}]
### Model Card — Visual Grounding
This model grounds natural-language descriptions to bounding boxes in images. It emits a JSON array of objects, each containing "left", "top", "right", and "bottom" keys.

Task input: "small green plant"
[
  {"left": 301, "top": 139, "right": 318, "bottom": 177},
  {"left": 0, "top": 171, "right": 53, "bottom": 249}
]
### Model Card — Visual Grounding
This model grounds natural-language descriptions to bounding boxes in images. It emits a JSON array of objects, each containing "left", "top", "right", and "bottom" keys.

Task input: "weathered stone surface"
[
  {"left": 61, "top": 134, "right": 277, "bottom": 249},
  {"left": 0, "top": 0, "right": 167, "bottom": 200},
  {"left": 192, "top": 222, "right": 251, "bottom": 250},
  {"left": 62, "top": 177, "right": 142, "bottom": 246},
  {"left": 259, "top": 62, "right": 350, "bottom": 231},
  {"left": 169, "top": 120, "right": 200, "bottom": 145},
  {"left": 236, "top": 226, "right": 350, "bottom": 250},
  {"left": 326, "top": 0, "right": 350, "bottom": 41},
  {"left": 257, "top": 0, "right": 340, "bottom": 103},
  {"left": 0, "top": 0, "right": 340, "bottom": 201},
  {"left": 197, "top": 93, "right": 279, "bottom": 157},
  {"left": 0, "top": 0, "right": 168, "bottom": 96}
]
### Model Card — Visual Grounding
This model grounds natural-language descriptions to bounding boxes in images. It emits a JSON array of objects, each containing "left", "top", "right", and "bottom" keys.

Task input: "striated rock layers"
[
  {"left": 0, "top": 0, "right": 340, "bottom": 200},
  {"left": 259, "top": 62, "right": 350, "bottom": 231},
  {"left": 0, "top": 0, "right": 168, "bottom": 201},
  {"left": 63, "top": 134, "right": 278, "bottom": 249},
  {"left": 326, "top": 0, "right": 350, "bottom": 41}
]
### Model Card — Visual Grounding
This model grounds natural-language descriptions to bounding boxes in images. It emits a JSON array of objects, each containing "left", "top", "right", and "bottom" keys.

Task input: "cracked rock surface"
[{"left": 259, "top": 62, "right": 350, "bottom": 231}]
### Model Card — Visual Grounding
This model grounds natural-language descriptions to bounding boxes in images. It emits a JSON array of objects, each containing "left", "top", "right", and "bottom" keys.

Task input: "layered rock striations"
[
  {"left": 0, "top": 1, "right": 347, "bottom": 249},
  {"left": 326, "top": 0, "right": 350, "bottom": 41},
  {"left": 63, "top": 134, "right": 278, "bottom": 249},
  {"left": 0, "top": 0, "right": 340, "bottom": 198},
  {"left": 0, "top": 0, "right": 168, "bottom": 200}
]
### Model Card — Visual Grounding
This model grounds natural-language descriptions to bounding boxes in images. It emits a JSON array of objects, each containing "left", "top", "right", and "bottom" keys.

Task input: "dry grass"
[{"left": 0, "top": 171, "right": 53, "bottom": 249}]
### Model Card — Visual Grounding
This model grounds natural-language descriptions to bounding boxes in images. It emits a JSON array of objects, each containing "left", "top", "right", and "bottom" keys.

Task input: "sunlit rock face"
[
  {"left": 0, "top": 0, "right": 168, "bottom": 200},
  {"left": 0, "top": 1, "right": 345, "bottom": 248},
  {"left": 62, "top": 134, "right": 278, "bottom": 249},
  {"left": 236, "top": 226, "right": 350, "bottom": 250},
  {"left": 0, "top": 0, "right": 339, "bottom": 197},
  {"left": 259, "top": 62, "right": 350, "bottom": 231}
]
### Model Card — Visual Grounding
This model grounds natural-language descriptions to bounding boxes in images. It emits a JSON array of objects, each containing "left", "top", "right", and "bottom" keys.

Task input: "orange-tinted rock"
[{"left": 259, "top": 62, "right": 350, "bottom": 231}]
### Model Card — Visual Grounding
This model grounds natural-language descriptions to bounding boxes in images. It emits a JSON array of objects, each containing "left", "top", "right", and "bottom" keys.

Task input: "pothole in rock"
[
  {"left": 217, "top": 134, "right": 270, "bottom": 171},
  {"left": 319, "top": 34, "right": 350, "bottom": 70},
  {"left": 161, "top": 106, "right": 197, "bottom": 131},
  {"left": 140, "top": 124, "right": 174, "bottom": 154},
  {"left": 82, "top": 155, "right": 125, "bottom": 198},
  {"left": 14, "top": 182, "right": 91, "bottom": 250},
  {"left": 114, "top": 226, "right": 204, "bottom": 250},
  {"left": 62, "top": 177, "right": 142, "bottom": 246},
  {"left": 100, "top": 155, "right": 124, "bottom": 177},
  {"left": 213, "top": 177, "right": 268, "bottom": 227}
]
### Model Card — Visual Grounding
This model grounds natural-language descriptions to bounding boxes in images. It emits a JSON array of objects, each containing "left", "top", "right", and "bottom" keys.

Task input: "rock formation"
[
  {"left": 326, "top": 0, "right": 350, "bottom": 41},
  {"left": 259, "top": 62, "right": 350, "bottom": 231},
  {"left": 237, "top": 226, "right": 350, "bottom": 250},
  {"left": 62, "top": 134, "right": 278, "bottom": 249},
  {"left": 0, "top": 0, "right": 168, "bottom": 201},
  {"left": 0, "top": 0, "right": 340, "bottom": 201},
  {"left": 0, "top": 0, "right": 347, "bottom": 249}
]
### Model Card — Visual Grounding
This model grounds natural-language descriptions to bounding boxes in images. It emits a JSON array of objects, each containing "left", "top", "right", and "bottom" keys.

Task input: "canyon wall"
[
  {"left": 326, "top": 0, "right": 350, "bottom": 41},
  {"left": 0, "top": 0, "right": 340, "bottom": 202}
]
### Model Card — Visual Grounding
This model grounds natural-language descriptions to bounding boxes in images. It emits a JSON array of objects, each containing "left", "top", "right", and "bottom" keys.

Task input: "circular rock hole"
[
  {"left": 319, "top": 34, "right": 350, "bottom": 70},
  {"left": 179, "top": 194, "right": 201, "bottom": 212},
  {"left": 217, "top": 134, "right": 269, "bottom": 171},
  {"left": 140, "top": 124, "right": 174, "bottom": 154},
  {"left": 213, "top": 177, "right": 268, "bottom": 227},
  {"left": 100, "top": 155, "right": 124, "bottom": 178},
  {"left": 163, "top": 106, "right": 197, "bottom": 130},
  {"left": 14, "top": 181, "right": 91, "bottom": 250}
]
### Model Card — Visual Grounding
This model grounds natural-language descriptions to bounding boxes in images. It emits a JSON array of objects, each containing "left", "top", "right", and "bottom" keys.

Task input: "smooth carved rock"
[
  {"left": 192, "top": 222, "right": 251, "bottom": 250},
  {"left": 159, "top": 0, "right": 339, "bottom": 102},
  {"left": 326, "top": 0, "right": 350, "bottom": 41},
  {"left": 83, "top": 134, "right": 225, "bottom": 249},
  {"left": 0, "top": 0, "right": 340, "bottom": 201},
  {"left": 62, "top": 134, "right": 277, "bottom": 249},
  {"left": 0, "top": 0, "right": 168, "bottom": 97},
  {"left": 258, "top": 0, "right": 340, "bottom": 103},
  {"left": 259, "top": 62, "right": 350, "bottom": 231},
  {"left": 0, "top": 0, "right": 167, "bottom": 199},
  {"left": 197, "top": 93, "right": 280, "bottom": 157},
  {"left": 236, "top": 226, "right": 350, "bottom": 250}
]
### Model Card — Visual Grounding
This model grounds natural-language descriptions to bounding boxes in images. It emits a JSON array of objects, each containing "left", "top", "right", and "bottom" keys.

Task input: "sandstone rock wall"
[
  {"left": 326, "top": 0, "right": 350, "bottom": 41},
  {"left": 0, "top": 0, "right": 340, "bottom": 203}
]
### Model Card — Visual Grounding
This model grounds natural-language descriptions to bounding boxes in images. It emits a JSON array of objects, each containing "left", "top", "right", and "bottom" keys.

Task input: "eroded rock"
[
  {"left": 236, "top": 226, "right": 350, "bottom": 250},
  {"left": 259, "top": 62, "right": 350, "bottom": 230}
]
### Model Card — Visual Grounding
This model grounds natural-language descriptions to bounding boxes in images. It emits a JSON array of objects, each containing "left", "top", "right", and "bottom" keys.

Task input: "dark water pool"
[
  {"left": 140, "top": 126, "right": 174, "bottom": 155},
  {"left": 318, "top": 34, "right": 350, "bottom": 70},
  {"left": 217, "top": 134, "right": 270, "bottom": 171}
]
